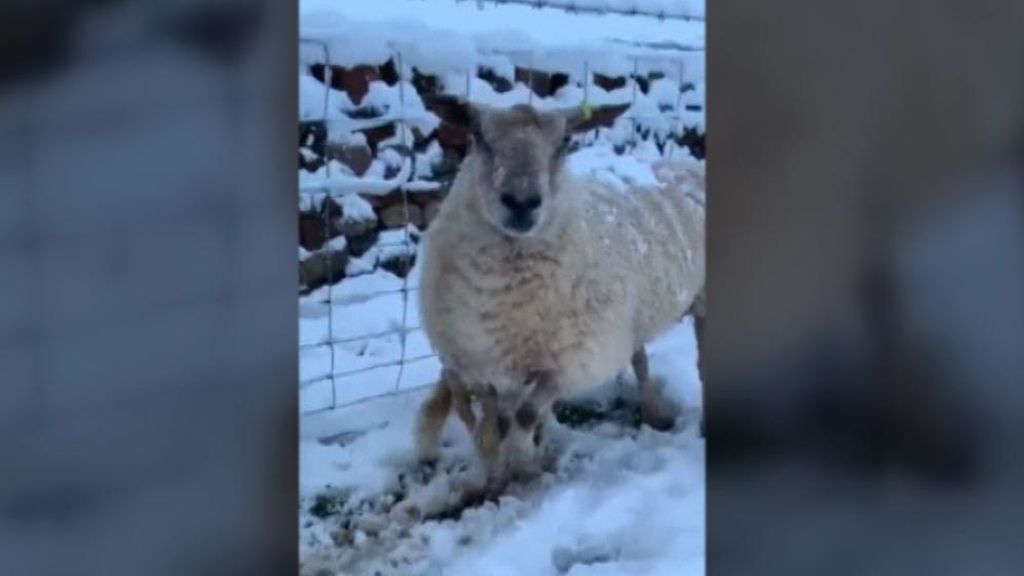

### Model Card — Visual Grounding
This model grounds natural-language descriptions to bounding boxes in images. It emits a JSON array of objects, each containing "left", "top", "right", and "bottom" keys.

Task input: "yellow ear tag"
[{"left": 580, "top": 102, "right": 593, "bottom": 121}]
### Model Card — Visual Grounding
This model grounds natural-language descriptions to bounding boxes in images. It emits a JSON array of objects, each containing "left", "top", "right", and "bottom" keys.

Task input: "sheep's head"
[{"left": 426, "top": 96, "right": 629, "bottom": 238}]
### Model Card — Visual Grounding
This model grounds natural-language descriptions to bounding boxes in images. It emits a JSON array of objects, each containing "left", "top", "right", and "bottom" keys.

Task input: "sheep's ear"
[
  {"left": 423, "top": 94, "right": 495, "bottom": 152},
  {"left": 423, "top": 94, "right": 478, "bottom": 129},
  {"left": 563, "top": 103, "right": 630, "bottom": 134}
]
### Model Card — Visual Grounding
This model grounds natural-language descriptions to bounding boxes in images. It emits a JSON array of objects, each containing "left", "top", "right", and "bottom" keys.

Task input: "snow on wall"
[{"left": 300, "top": 15, "right": 703, "bottom": 85}]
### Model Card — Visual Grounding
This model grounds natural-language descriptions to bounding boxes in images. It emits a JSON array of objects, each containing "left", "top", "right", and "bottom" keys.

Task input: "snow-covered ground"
[{"left": 300, "top": 317, "right": 703, "bottom": 576}]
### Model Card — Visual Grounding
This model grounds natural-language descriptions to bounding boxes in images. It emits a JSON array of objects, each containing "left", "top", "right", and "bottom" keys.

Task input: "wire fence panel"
[
  {"left": 452, "top": 0, "right": 705, "bottom": 22},
  {"left": 299, "top": 22, "right": 704, "bottom": 415}
]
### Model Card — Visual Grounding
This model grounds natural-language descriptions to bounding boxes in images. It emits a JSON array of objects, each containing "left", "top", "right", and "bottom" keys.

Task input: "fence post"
[
  {"left": 528, "top": 51, "right": 535, "bottom": 105},
  {"left": 394, "top": 46, "right": 412, "bottom": 392},
  {"left": 631, "top": 55, "right": 639, "bottom": 149},
  {"left": 321, "top": 42, "right": 338, "bottom": 409}
]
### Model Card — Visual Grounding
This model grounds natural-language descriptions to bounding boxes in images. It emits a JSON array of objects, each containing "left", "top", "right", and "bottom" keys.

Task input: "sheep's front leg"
[
  {"left": 633, "top": 347, "right": 675, "bottom": 431},
  {"left": 518, "top": 370, "right": 560, "bottom": 433},
  {"left": 415, "top": 368, "right": 458, "bottom": 463},
  {"left": 474, "top": 386, "right": 506, "bottom": 483},
  {"left": 477, "top": 373, "right": 559, "bottom": 487},
  {"left": 450, "top": 381, "right": 477, "bottom": 433}
]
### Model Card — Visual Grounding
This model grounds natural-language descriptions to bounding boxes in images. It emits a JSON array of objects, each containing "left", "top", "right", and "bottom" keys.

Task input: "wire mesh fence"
[
  {"left": 452, "top": 0, "right": 705, "bottom": 22},
  {"left": 299, "top": 30, "right": 704, "bottom": 415}
]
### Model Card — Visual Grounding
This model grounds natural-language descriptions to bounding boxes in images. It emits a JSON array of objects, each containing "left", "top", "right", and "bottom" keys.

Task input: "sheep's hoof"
[
  {"left": 414, "top": 458, "right": 438, "bottom": 481},
  {"left": 482, "top": 474, "right": 510, "bottom": 498},
  {"left": 641, "top": 409, "right": 676, "bottom": 432}
]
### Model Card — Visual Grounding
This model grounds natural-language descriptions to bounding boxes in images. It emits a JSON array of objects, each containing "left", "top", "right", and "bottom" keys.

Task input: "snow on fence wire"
[
  {"left": 452, "top": 0, "right": 705, "bottom": 22},
  {"left": 299, "top": 37, "right": 703, "bottom": 415}
]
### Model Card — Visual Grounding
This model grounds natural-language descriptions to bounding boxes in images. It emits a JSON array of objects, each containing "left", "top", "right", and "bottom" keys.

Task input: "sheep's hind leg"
[
  {"left": 633, "top": 347, "right": 675, "bottom": 431},
  {"left": 693, "top": 312, "right": 706, "bottom": 438},
  {"left": 415, "top": 369, "right": 456, "bottom": 463}
]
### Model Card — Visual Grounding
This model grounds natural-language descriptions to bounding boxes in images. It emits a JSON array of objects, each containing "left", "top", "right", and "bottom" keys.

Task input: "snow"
[
  {"left": 299, "top": 320, "right": 703, "bottom": 575},
  {"left": 301, "top": 0, "right": 704, "bottom": 55},
  {"left": 414, "top": 140, "right": 444, "bottom": 179},
  {"left": 569, "top": 145, "right": 664, "bottom": 189},
  {"left": 324, "top": 235, "right": 347, "bottom": 252},
  {"left": 299, "top": 0, "right": 704, "bottom": 86},
  {"left": 338, "top": 192, "right": 376, "bottom": 224},
  {"left": 299, "top": 157, "right": 415, "bottom": 195}
]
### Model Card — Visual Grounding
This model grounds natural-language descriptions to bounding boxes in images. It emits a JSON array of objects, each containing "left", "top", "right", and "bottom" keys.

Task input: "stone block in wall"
[
  {"left": 411, "top": 67, "right": 441, "bottom": 96},
  {"left": 379, "top": 252, "right": 416, "bottom": 279},
  {"left": 300, "top": 150, "right": 323, "bottom": 173},
  {"left": 677, "top": 127, "right": 706, "bottom": 160},
  {"left": 309, "top": 63, "right": 381, "bottom": 106},
  {"left": 346, "top": 105, "right": 387, "bottom": 120},
  {"left": 299, "top": 211, "right": 327, "bottom": 251},
  {"left": 412, "top": 128, "right": 433, "bottom": 152},
  {"left": 320, "top": 196, "right": 342, "bottom": 219},
  {"left": 593, "top": 73, "right": 626, "bottom": 92},
  {"left": 299, "top": 120, "right": 326, "bottom": 153},
  {"left": 346, "top": 228, "right": 379, "bottom": 259},
  {"left": 361, "top": 190, "right": 401, "bottom": 212},
  {"left": 338, "top": 214, "right": 377, "bottom": 240},
  {"left": 355, "top": 122, "right": 396, "bottom": 154},
  {"left": 314, "top": 195, "right": 379, "bottom": 241},
  {"left": 633, "top": 75, "right": 649, "bottom": 94},
  {"left": 364, "top": 189, "right": 444, "bottom": 212},
  {"left": 514, "top": 67, "right": 569, "bottom": 99},
  {"left": 379, "top": 58, "right": 400, "bottom": 85},
  {"left": 478, "top": 67, "right": 514, "bottom": 93},
  {"left": 379, "top": 203, "right": 424, "bottom": 230},
  {"left": 300, "top": 249, "right": 349, "bottom": 291},
  {"left": 325, "top": 143, "right": 374, "bottom": 177},
  {"left": 379, "top": 145, "right": 412, "bottom": 180},
  {"left": 633, "top": 72, "right": 664, "bottom": 95}
]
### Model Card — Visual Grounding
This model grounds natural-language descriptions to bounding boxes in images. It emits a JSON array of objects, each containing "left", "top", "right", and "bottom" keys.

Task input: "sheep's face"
[
  {"left": 426, "top": 97, "right": 630, "bottom": 238},
  {"left": 474, "top": 108, "right": 567, "bottom": 237}
]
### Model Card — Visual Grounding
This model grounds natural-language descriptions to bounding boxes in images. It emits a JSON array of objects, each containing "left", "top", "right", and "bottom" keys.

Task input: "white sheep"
[{"left": 414, "top": 98, "right": 705, "bottom": 483}]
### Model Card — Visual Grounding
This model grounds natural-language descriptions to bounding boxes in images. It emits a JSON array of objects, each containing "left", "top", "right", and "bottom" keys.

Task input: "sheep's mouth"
[{"left": 502, "top": 214, "right": 537, "bottom": 235}]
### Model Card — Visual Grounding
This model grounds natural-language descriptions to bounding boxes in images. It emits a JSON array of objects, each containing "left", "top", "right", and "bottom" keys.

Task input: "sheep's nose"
[{"left": 500, "top": 193, "right": 542, "bottom": 215}]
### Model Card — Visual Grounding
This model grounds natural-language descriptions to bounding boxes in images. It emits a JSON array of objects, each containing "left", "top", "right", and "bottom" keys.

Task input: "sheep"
[{"left": 413, "top": 96, "right": 705, "bottom": 484}]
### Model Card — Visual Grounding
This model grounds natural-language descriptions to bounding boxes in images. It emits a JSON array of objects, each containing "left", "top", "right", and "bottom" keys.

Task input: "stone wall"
[{"left": 298, "top": 56, "right": 705, "bottom": 294}]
